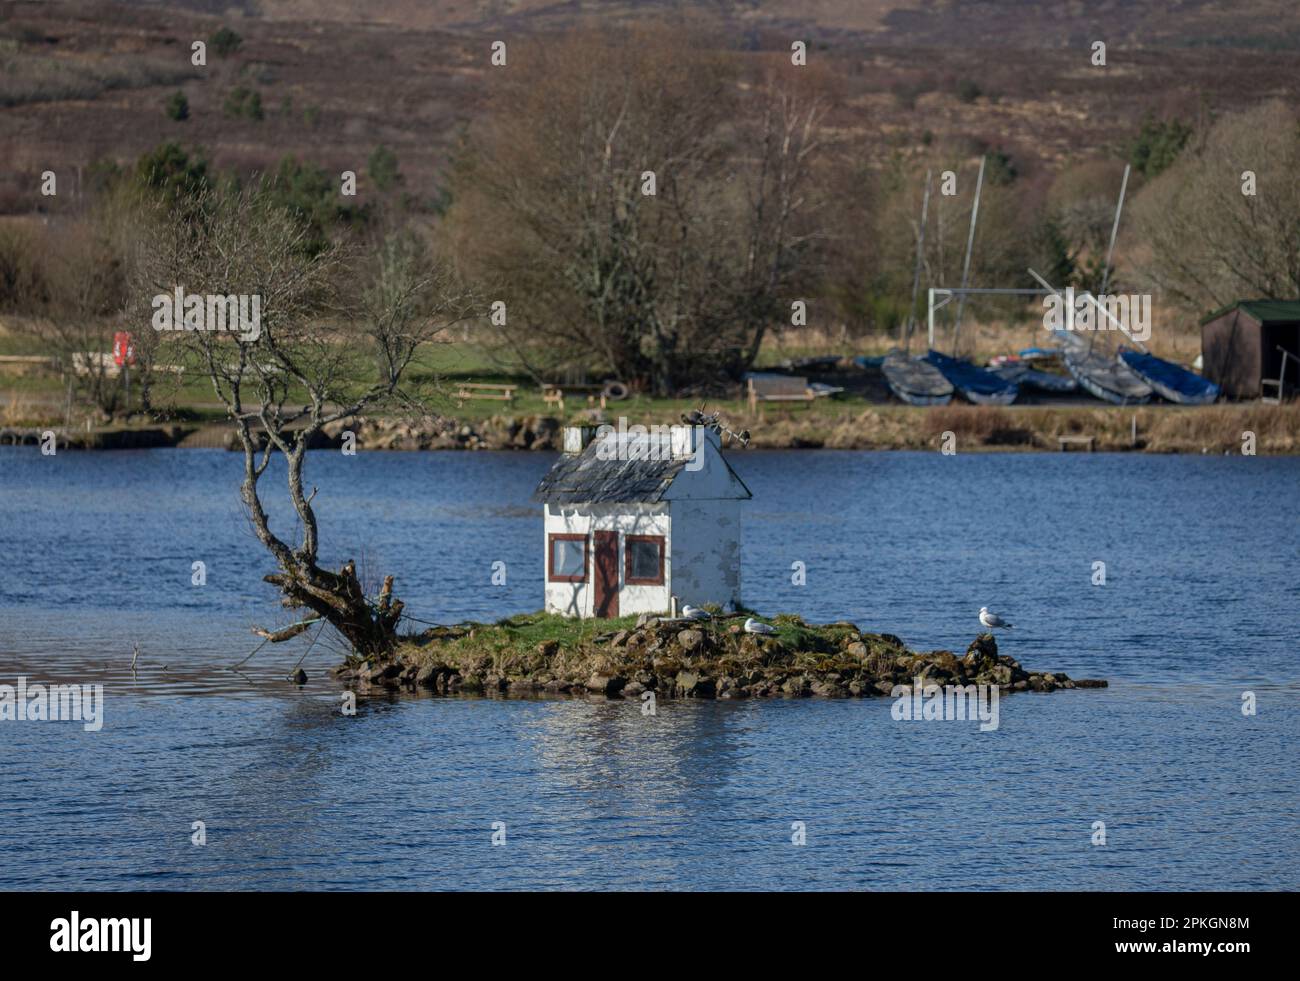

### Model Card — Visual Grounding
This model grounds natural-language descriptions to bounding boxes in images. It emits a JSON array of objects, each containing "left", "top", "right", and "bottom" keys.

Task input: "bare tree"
[
  {"left": 133, "top": 183, "right": 478, "bottom": 656},
  {"left": 37, "top": 212, "right": 129, "bottom": 418},
  {"left": 732, "top": 76, "right": 831, "bottom": 371},
  {"left": 447, "top": 28, "right": 833, "bottom": 395},
  {"left": 7, "top": 184, "right": 171, "bottom": 421},
  {"left": 1130, "top": 101, "right": 1300, "bottom": 309},
  {"left": 869, "top": 151, "right": 1038, "bottom": 345}
]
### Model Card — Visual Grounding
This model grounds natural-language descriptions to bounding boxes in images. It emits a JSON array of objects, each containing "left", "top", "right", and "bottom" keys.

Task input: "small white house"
[{"left": 532, "top": 425, "right": 751, "bottom": 618}]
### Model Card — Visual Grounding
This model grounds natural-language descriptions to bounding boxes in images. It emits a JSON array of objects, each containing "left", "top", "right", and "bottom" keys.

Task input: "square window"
[
  {"left": 625, "top": 536, "right": 664, "bottom": 585},
  {"left": 549, "top": 535, "right": 586, "bottom": 582}
]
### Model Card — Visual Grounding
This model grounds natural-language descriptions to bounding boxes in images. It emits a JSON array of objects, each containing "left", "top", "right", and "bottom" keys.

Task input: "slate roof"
[{"left": 533, "top": 441, "right": 689, "bottom": 504}]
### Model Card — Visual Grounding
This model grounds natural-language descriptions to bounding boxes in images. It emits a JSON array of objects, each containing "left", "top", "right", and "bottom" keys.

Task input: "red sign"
[{"left": 113, "top": 332, "right": 135, "bottom": 367}]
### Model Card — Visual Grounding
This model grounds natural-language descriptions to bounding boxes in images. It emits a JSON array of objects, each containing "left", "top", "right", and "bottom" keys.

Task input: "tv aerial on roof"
[{"left": 682, "top": 405, "right": 750, "bottom": 447}]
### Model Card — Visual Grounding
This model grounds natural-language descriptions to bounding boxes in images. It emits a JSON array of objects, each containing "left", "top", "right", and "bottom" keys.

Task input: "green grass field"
[{"left": 0, "top": 330, "right": 876, "bottom": 426}]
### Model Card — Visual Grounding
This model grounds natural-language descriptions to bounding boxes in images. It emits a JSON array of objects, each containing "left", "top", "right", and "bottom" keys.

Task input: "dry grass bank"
[{"left": 748, "top": 402, "right": 1300, "bottom": 454}]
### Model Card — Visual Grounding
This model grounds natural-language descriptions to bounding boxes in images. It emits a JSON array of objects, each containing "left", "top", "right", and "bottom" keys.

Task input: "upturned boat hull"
[
  {"left": 882, "top": 353, "right": 954, "bottom": 405},
  {"left": 1056, "top": 332, "right": 1152, "bottom": 404}
]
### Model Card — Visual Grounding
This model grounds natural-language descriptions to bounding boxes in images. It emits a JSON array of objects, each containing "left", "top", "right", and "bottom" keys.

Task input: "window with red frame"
[
  {"left": 548, "top": 534, "right": 587, "bottom": 582},
  {"left": 624, "top": 535, "right": 664, "bottom": 585}
]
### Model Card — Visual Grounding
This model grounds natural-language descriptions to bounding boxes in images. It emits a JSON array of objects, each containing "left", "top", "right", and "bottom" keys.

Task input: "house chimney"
[
  {"left": 670, "top": 425, "right": 719, "bottom": 459},
  {"left": 562, "top": 426, "right": 597, "bottom": 454}
]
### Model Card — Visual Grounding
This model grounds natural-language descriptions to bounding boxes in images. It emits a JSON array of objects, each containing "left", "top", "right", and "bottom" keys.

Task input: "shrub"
[
  {"left": 984, "top": 149, "right": 1017, "bottom": 185},
  {"left": 223, "top": 85, "right": 263, "bottom": 121},
  {"left": 1128, "top": 116, "right": 1192, "bottom": 178},
  {"left": 165, "top": 90, "right": 189, "bottom": 121},
  {"left": 135, "top": 143, "right": 211, "bottom": 205},
  {"left": 266, "top": 156, "right": 367, "bottom": 255},
  {"left": 84, "top": 158, "right": 123, "bottom": 196},
  {"left": 368, "top": 144, "right": 402, "bottom": 192},
  {"left": 0, "top": 224, "right": 48, "bottom": 313},
  {"left": 210, "top": 26, "right": 242, "bottom": 58},
  {"left": 956, "top": 78, "right": 982, "bottom": 103}
]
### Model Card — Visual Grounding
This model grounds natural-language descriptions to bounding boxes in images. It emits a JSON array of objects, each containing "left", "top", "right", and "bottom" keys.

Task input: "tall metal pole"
[
  {"left": 905, "top": 169, "right": 932, "bottom": 356},
  {"left": 1099, "top": 163, "right": 1130, "bottom": 297},
  {"left": 953, "top": 155, "right": 985, "bottom": 356},
  {"left": 928, "top": 288, "right": 935, "bottom": 349}
]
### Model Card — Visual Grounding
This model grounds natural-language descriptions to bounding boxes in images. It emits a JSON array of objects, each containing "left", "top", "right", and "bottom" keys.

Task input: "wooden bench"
[
  {"left": 541, "top": 383, "right": 611, "bottom": 413},
  {"left": 746, "top": 373, "right": 816, "bottom": 412},
  {"left": 71, "top": 352, "right": 123, "bottom": 377},
  {"left": 1057, "top": 435, "right": 1095, "bottom": 452},
  {"left": 455, "top": 382, "right": 516, "bottom": 408},
  {"left": 0, "top": 355, "right": 56, "bottom": 375}
]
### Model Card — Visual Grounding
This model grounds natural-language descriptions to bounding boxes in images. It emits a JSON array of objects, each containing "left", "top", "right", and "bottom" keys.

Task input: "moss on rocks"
[{"left": 332, "top": 612, "right": 1107, "bottom": 700}]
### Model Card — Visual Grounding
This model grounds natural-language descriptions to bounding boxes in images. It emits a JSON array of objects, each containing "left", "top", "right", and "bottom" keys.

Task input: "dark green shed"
[{"left": 1200, "top": 300, "right": 1300, "bottom": 399}]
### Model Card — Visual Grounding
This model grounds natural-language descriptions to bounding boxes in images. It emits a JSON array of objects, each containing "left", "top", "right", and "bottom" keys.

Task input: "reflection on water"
[{"left": 1, "top": 447, "right": 1298, "bottom": 889}]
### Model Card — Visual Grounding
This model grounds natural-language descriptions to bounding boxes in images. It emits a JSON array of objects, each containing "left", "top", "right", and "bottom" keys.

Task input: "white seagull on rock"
[
  {"left": 681, "top": 605, "right": 711, "bottom": 620},
  {"left": 979, "top": 607, "right": 1013, "bottom": 630},
  {"left": 743, "top": 617, "right": 777, "bottom": 635}
]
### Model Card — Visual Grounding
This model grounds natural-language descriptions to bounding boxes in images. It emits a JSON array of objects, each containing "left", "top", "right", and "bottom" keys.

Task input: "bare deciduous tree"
[
  {"left": 447, "top": 27, "right": 833, "bottom": 395},
  {"left": 869, "top": 152, "right": 1039, "bottom": 349},
  {"left": 6, "top": 185, "right": 171, "bottom": 421},
  {"left": 133, "top": 183, "right": 478, "bottom": 656},
  {"left": 1130, "top": 101, "right": 1300, "bottom": 309}
]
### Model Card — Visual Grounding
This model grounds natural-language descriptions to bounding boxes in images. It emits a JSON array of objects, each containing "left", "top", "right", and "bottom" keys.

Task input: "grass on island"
[
  {"left": 410, "top": 609, "right": 856, "bottom": 652},
  {"left": 395, "top": 609, "right": 899, "bottom": 676},
  {"left": 352, "top": 608, "right": 1098, "bottom": 698},
  {"left": 363, "top": 606, "right": 1034, "bottom": 701}
]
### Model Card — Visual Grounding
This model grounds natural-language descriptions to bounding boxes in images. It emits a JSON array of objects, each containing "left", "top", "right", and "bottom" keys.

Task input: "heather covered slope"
[
  {"left": 3, "top": 0, "right": 1298, "bottom": 214},
  {"left": 135, "top": 0, "right": 1300, "bottom": 49}
]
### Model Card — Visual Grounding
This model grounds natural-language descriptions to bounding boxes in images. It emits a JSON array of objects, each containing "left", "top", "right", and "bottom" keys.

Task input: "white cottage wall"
[
  {"left": 662, "top": 499, "right": 742, "bottom": 608},
  {"left": 543, "top": 503, "right": 672, "bottom": 617}
]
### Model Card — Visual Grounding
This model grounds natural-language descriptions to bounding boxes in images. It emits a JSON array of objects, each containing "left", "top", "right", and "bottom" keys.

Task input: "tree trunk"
[
  {"left": 237, "top": 418, "right": 404, "bottom": 660},
  {"left": 264, "top": 566, "right": 404, "bottom": 660}
]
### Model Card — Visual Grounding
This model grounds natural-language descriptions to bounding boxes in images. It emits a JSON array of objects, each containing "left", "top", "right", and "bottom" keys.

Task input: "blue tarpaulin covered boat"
[
  {"left": 1119, "top": 350, "right": 1220, "bottom": 405},
  {"left": 990, "top": 361, "right": 1079, "bottom": 393},
  {"left": 923, "top": 350, "right": 1019, "bottom": 405}
]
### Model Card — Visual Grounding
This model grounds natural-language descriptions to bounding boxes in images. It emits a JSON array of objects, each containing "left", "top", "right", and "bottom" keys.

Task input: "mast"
[
  {"left": 953, "top": 155, "right": 985, "bottom": 356},
  {"left": 905, "top": 169, "right": 932, "bottom": 356},
  {"left": 1100, "top": 163, "right": 1130, "bottom": 298},
  {"left": 1028, "top": 266, "right": 1147, "bottom": 352}
]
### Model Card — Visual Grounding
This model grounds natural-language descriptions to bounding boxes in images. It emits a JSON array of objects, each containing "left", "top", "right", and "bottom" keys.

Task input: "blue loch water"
[{"left": 0, "top": 447, "right": 1297, "bottom": 890}]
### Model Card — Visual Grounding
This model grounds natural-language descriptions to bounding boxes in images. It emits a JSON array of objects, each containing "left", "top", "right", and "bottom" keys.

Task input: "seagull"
[
  {"left": 979, "top": 607, "right": 1013, "bottom": 630},
  {"left": 744, "top": 617, "right": 776, "bottom": 635},
  {"left": 681, "top": 605, "right": 711, "bottom": 620}
]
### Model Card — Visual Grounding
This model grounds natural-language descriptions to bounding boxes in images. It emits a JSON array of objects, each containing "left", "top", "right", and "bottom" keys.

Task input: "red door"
[{"left": 592, "top": 531, "right": 619, "bottom": 618}]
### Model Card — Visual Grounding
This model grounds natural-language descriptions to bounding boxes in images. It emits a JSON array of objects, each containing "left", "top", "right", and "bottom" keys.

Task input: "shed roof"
[
  {"left": 1200, "top": 299, "right": 1300, "bottom": 326},
  {"left": 533, "top": 445, "right": 688, "bottom": 504},
  {"left": 533, "top": 430, "right": 752, "bottom": 505}
]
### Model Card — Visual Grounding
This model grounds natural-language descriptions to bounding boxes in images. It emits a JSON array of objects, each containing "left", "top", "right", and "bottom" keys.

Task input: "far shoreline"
[{"left": 3, "top": 400, "right": 1297, "bottom": 455}]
